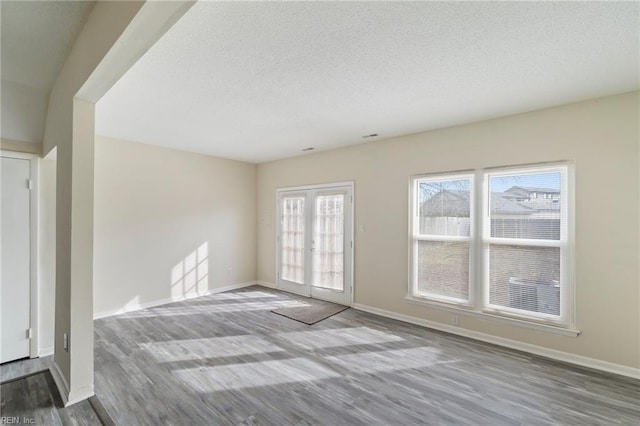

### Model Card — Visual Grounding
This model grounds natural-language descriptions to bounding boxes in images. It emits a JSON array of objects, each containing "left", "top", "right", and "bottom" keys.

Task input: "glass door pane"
[
  {"left": 278, "top": 184, "right": 352, "bottom": 306},
  {"left": 280, "top": 196, "right": 306, "bottom": 284},
  {"left": 312, "top": 193, "right": 345, "bottom": 291}
]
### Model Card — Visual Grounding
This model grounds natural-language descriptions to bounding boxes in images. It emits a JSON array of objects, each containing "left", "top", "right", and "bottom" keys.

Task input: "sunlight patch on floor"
[
  {"left": 141, "top": 335, "right": 284, "bottom": 362},
  {"left": 119, "top": 299, "right": 310, "bottom": 318},
  {"left": 276, "top": 327, "right": 404, "bottom": 350},
  {"left": 209, "top": 291, "right": 280, "bottom": 300},
  {"left": 173, "top": 358, "right": 340, "bottom": 392}
]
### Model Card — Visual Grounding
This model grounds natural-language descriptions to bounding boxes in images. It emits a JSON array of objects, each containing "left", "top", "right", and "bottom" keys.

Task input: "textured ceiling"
[
  {"left": 96, "top": 2, "right": 640, "bottom": 164},
  {"left": 1, "top": 0, "right": 95, "bottom": 90}
]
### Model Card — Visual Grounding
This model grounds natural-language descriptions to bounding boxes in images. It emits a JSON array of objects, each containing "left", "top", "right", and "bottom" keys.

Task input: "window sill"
[{"left": 404, "top": 295, "right": 580, "bottom": 337}]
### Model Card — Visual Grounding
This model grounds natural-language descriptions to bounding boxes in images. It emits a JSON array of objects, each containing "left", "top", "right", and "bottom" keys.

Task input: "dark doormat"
[{"left": 272, "top": 298, "right": 349, "bottom": 325}]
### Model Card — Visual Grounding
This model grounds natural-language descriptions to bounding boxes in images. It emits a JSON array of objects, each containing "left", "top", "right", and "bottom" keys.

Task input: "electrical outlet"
[
  {"left": 63, "top": 333, "right": 68, "bottom": 351},
  {"left": 451, "top": 315, "right": 460, "bottom": 327}
]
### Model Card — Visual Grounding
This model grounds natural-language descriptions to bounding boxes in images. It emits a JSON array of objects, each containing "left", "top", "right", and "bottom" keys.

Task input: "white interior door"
[
  {"left": 278, "top": 184, "right": 353, "bottom": 306},
  {"left": 1, "top": 157, "right": 32, "bottom": 363}
]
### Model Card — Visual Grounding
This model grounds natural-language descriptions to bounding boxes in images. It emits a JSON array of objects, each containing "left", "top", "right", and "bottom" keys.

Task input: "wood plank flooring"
[
  {"left": 0, "top": 370, "right": 102, "bottom": 425},
  {"left": 0, "top": 355, "right": 52, "bottom": 383},
  {"left": 91, "top": 286, "right": 640, "bottom": 425}
]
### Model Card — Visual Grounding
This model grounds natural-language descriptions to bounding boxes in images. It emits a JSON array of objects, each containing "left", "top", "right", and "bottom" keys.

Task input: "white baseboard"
[
  {"left": 50, "top": 361, "right": 94, "bottom": 407},
  {"left": 353, "top": 303, "right": 640, "bottom": 380},
  {"left": 50, "top": 361, "right": 70, "bottom": 406},
  {"left": 94, "top": 281, "right": 257, "bottom": 319},
  {"left": 38, "top": 346, "right": 54, "bottom": 357},
  {"left": 256, "top": 280, "right": 276, "bottom": 289},
  {"left": 67, "top": 384, "right": 95, "bottom": 407}
]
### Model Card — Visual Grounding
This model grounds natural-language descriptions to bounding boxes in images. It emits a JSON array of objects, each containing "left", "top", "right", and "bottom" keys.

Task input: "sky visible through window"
[
  {"left": 419, "top": 173, "right": 561, "bottom": 202},
  {"left": 419, "top": 179, "right": 470, "bottom": 202},
  {"left": 490, "top": 172, "right": 560, "bottom": 193}
]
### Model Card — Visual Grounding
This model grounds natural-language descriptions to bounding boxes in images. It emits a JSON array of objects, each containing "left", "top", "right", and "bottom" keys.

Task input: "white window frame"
[
  {"left": 482, "top": 165, "right": 572, "bottom": 325},
  {"left": 410, "top": 172, "right": 475, "bottom": 307},
  {"left": 408, "top": 163, "right": 577, "bottom": 336}
]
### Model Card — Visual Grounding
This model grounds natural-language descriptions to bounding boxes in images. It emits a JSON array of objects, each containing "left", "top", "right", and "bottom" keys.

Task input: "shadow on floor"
[{"left": 0, "top": 369, "right": 111, "bottom": 426}]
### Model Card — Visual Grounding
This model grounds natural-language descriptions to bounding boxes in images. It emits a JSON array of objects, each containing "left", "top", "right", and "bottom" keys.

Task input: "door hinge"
[
  {"left": 27, "top": 179, "right": 32, "bottom": 190},
  {"left": 27, "top": 328, "right": 33, "bottom": 339}
]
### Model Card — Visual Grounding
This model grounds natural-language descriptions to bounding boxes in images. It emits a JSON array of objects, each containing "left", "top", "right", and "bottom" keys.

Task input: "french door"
[{"left": 277, "top": 183, "right": 353, "bottom": 306}]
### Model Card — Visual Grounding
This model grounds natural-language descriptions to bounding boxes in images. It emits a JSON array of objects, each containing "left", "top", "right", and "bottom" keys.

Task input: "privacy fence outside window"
[{"left": 410, "top": 164, "right": 572, "bottom": 328}]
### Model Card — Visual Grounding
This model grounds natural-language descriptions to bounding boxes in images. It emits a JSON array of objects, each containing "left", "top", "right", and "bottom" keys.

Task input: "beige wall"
[
  {"left": 257, "top": 91, "right": 640, "bottom": 369},
  {"left": 1, "top": 81, "right": 49, "bottom": 144},
  {"left": 93, "top": 136, "right": 257, "bottom": 316}
]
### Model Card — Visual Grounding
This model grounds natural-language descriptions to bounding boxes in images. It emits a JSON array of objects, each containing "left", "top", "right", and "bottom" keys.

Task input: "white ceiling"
[
  {"left": 96, "top": 1, "right": 640, "bottom": 164},
  {"left": 1, "top": 0, "right": 95, "bottom": 142}
]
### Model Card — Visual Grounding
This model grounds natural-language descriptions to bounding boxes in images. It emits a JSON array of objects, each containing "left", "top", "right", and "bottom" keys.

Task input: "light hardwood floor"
[{"left": 91, "top": 285, "right": 640, "bottom": 425}]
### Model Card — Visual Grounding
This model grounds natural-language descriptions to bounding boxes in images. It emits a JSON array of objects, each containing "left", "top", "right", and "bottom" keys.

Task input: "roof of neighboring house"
[
  {"left": 490, "top": 193, "right": 535, "bottom": 214},
  {"left": 421, "top": 190, "right": 534, "bottom": 216},
  {"left": 506, "top": 186, "right": 560, "bottom": 194},
  {"left": 419, "top": 190, "right": 470, "bottom": 217},
  {"left": 520, "top": 200, "right": 561, "bottom": 211}
]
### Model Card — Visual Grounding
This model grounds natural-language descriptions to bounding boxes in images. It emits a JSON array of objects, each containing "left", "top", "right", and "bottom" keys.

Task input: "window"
[
  {"left": 413, "top": 174, "right": 473, "bottom": 304},
  {"left": 410, "top": 164, "right": 572, "bottom": 328}
]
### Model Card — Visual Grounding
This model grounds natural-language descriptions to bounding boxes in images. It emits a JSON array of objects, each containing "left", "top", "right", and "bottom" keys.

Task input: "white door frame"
[
  {"left": 276, "top": 181, "right": 354, "bottom": 306},
  {"left": 1, "top": 150, "right": 39, "bottom": 359}
]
